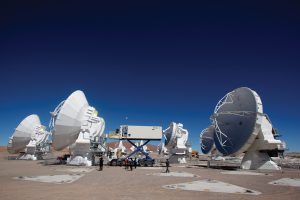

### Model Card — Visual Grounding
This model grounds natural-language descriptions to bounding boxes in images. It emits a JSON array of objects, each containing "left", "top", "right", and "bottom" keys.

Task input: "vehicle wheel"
[
  {"left": 140, "top": 161, "right": 145, "bottom": 167},
  {"left": 111, "top": 160, "right": 117, "bottom": 166}
]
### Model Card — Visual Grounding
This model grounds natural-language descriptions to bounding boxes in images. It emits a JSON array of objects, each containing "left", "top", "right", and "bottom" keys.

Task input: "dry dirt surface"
[
  {"left": 0, "top": 152, "right": 299, "bottom": 200},
  {"left": 0, "top": 146, "right": 7, "bottom": 153}
]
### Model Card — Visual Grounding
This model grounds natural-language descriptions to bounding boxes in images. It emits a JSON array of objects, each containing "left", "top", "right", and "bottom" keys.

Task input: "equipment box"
[{"left": 120, "top": 125, "right": 162, "bottom": 140}]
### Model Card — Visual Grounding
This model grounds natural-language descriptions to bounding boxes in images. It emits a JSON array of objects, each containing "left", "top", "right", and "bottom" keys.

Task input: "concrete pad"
[
  {"left": 269, "top": 178, "right": 300, "bottom": 187},
  {"left": 174, "top": 165, "right": 188, "bottom": 168},
  {"left": 147, "top": 171, "right": 200, "bottom": 178},
  {"left": 221, "top": 170, "right": 272, "bottom": 176},
  {"left": 139, "top": 167, "right": 163, "bottom": 170},
  {"left": 163, "top": 179, "right": 261, "bottom": 195},
  {"left": 184, "top": 166, "right": 200, "bottom": 168},
  {"left": 14, "top": 174, "right": 84, "bottom": 184},
  {"left": 54, "top": 167, "right": 94, "bottom": 173}
]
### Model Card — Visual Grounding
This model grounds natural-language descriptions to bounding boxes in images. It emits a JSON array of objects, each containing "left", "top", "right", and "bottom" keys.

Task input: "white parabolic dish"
[
  {"left": 164, "top": 122, "right": 177, "bottom": 147},
  {"left": 51, "top": 90, "right": 90, "bottom": 150},
  {"left": 7, "top": 114, "right": 41, "bottom": 154}
]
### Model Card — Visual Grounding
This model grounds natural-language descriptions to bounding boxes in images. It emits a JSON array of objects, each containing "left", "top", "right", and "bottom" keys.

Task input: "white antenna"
[
  {"left": 163, "top": 122, "right": 189, "bottom": 163},
  {"left": 50, "top": 90, "right": 105, "bottom": 166},
  {"left": 7, "top": 114, "right": 50, "bottom": 160}
]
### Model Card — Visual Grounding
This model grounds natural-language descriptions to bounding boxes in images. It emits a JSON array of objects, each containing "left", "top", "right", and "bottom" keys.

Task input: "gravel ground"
[{"left": 1, "top": 152, "right": 299, "bottom": 200}]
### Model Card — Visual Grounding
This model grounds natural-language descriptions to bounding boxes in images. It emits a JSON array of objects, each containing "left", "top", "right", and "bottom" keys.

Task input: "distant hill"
[
  {"left": 0, "top": 146, "right": 7, "bottom": 153},
  {"left": 286, "top": 152, "right": 300, "bottom": 158},
  {"left": 107, "top": 141, "right": 157, "bottom": 152}
]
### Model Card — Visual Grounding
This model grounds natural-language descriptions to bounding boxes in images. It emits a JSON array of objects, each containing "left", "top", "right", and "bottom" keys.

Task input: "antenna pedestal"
[
  {"left": 67, "top": 127, "right": 105, "bottom": 166},
  {"left": 67, "top": 114, "right": 105, "bottom": 166},
  {"left": 164, "top": 123, "right": 189, "bottom": 164},
  {"left": 22, "top": 145, "right": 38, "bottom": 160},
  {"left": 18, "top": 153, "right": 38, "bottom": 160},
  {"left": 168, "top": 153, "right": 187, "bottom": 164},
  {"left": 68, "top": 139, "right": 91, "bottom": 166},
  {"left": 241, "top": 151, "right": 280, "bottom": 170},
  {"left": 240, "top": 116, "right": 284, "bottom": 170},
  {"left": 168, "top": 148, "right": 187, "bottom": 163}
]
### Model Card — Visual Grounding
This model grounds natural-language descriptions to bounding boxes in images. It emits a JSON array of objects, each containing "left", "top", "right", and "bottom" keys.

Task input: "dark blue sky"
[{"left": 1, "top": 1, "right": 299, "bottom": 152}]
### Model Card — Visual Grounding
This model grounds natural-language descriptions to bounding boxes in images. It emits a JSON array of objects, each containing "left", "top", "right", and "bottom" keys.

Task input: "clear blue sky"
[{"left": 0, "top": 1, "right": 299, "bottom": 152}]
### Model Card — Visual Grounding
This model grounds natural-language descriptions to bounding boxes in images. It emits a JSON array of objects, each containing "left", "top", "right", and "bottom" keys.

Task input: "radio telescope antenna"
[
  {"left": 200, "top": 125, "right": 215, "bottom": 154},
  {"left": 163, "top": 122, "right": 189, "bottom": 163},
  {"left": 211, "top": 87, "right": 286, "bottom": 170},
  {"left": 50, "top": 90, "right": 105, "bottom": 166},
  {"left": 7, "top": 114, "right": 50, "bottom": 160}
]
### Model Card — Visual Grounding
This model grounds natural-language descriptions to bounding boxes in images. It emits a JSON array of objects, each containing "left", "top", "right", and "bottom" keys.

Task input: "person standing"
[
  {"left": 166, "top": 159, "right": 170, "bottom": 173},
  {"left": 129, "top": 158, "right": 133, "bottom": 171},
  {"left": 99, "top": 156, "right": 104, "bottom": 171},
  {"left": 134, "top": 158, "right": 137, "bottom": 169},
  {"left": 125, "top": 158, "right": 129, "bottom": 170}
]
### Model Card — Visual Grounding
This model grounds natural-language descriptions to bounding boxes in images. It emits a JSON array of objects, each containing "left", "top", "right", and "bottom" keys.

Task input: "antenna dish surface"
[
  {"left": 200, "top": 125, "right": 215, "bottom": 154},
  {"left": 7, "top": 114, "right": 41, "bottom": 154},
  {"left": 51, "top": 90, "right": 89, "bottom": 150},
  {"left": 164, "top": 122, "right": 177, "bottom": 147},
  {"left": 213, "top": 87, "right": 260, "bottom": 156}
]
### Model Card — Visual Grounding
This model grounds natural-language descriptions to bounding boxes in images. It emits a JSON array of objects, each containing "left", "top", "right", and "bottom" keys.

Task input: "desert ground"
[{"left": 0, "top": 150, "right": 299, "bottom": 200}]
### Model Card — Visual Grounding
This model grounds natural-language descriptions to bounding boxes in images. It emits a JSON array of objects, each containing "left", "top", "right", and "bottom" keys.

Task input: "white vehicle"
[{"left": 108, "top": 125, "right": 162, "bottom": 167}]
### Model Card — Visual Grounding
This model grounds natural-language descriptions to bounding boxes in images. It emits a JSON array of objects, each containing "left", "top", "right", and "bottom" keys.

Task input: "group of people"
[
  {"left": 124, "top": 158, "right": 137, "bottom": 171},
  {"left": 98, "top": 156, "right": 170, "bottom": 173},
  {"left": 98, "top": 156, "right": 138, "bottom": 171}
]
